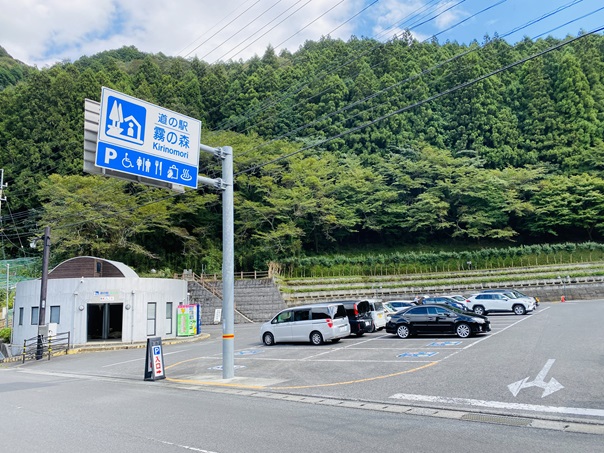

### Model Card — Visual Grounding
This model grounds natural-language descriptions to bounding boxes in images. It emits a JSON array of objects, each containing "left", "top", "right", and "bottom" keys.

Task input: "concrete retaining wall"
[
  {"left": 189, "top": 278, "right": 286, "bottom": 326},
  {"left": 188, "top": 276, "right": 603, "bottom": 326}
]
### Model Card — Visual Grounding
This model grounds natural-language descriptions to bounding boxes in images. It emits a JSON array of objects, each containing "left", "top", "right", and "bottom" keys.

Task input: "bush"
[{"left": 0, "top": 327, "right": 10, "bottom": 343}]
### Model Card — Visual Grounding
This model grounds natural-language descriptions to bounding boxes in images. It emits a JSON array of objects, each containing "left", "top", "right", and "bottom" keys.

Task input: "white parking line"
[
  {"left": 101, "top": 349, "right": 187, "bottom": 367},
  {"left": 389, "top": 393, "right": 604, "bottom": 418}
]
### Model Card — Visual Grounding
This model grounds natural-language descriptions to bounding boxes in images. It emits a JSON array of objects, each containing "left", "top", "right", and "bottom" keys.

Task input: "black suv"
[{"left": 338, "top": 300, "right": 374, "bottom": 336}]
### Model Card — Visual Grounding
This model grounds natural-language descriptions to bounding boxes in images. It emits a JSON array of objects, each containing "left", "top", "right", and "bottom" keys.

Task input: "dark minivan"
[{"left": 339, "top": 300, "right": 374, "bottom": 336}]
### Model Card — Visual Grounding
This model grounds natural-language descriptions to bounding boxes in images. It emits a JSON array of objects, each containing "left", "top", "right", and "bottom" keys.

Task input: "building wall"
[{"left": 11, "top": 277, "right": 187, "bottom": 354}]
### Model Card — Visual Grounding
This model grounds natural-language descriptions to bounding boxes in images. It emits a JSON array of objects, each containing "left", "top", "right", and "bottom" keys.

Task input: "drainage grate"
[{"left": 461, "top": 413, "right": 533, "bottom": 427}]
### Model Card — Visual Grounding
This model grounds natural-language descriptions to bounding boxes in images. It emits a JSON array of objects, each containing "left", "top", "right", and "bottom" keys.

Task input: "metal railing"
[
  {"left": 174, "top": 270, "right": 272, "bottom": 281},
  {"left": 22, "top": 332, "right": 70, "bottom": 363}
]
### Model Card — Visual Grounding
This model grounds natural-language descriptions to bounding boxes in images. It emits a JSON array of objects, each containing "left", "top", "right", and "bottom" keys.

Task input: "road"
[{"left": 1, "top": 300, "right": 603, "bottom": 452}]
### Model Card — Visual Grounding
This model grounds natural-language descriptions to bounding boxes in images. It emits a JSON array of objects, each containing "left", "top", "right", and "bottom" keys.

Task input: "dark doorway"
[{"left": 87, "top": 303, "right": 123, "bottom": 341}]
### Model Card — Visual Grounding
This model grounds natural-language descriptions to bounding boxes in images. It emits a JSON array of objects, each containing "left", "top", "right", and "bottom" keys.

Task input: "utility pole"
[
  {"left": 0, "top": 169, "right": 6, "bottom": 325},
  {"left": 35, "top": 226, "right": 51, "bottom": 359}
]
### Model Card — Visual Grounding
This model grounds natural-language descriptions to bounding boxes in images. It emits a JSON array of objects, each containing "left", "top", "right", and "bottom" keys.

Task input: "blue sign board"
[{"left": 96, "top": 87, "right": 201, "bottom": 189}]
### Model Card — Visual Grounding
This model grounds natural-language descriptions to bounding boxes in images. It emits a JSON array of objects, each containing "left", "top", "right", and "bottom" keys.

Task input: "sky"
[{"left": 0, "top": 0, "right": 603, "bottom": 68}]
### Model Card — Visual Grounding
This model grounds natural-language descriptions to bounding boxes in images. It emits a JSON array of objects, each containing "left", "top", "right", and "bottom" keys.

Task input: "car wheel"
[
  {"left": 513, "top": 304, "right": 526, "bottom": 315},
  {"left": 370, "top": 322, "right": 376, "bottom": 333},
  {"left": 473, "top": 305, "right": 486, "bottom": 316},
  {"left": 262, "top": 332, "right": 274, "bottom": 346},
  {"left": 309, "top": 331, "right": 324, "bottom": 345},
  {"left": 456, "top": 323, "right": 471, "bottom": 338},
  {"left": 396, "top": 324, "right": 410, "bottom": 339}
]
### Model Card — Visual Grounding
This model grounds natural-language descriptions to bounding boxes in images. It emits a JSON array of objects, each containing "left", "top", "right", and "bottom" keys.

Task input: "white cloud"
[{"left": 0, "top": 0, "right": 364, "bottom": 67}]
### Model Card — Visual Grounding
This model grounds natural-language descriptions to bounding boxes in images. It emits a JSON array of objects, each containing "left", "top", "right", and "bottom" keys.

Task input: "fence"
[{"left": 22, "top": 331, "right": 70, "bottom": 363}]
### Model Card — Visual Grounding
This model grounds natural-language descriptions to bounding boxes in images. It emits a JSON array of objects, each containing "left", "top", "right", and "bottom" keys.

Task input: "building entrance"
[{"left": 87, "top": 303, "right": 123, "bottom": 340}]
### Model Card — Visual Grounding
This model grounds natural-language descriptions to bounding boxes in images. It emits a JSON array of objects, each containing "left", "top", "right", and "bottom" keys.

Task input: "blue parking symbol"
[
  {"left": 153, "top": 346, "right": 161, "bottom": 355},
  {"left": 428, "top": 341, "right": 461, "bottom": 346},
  {"left": 105, "top": 95, "right": 147, "bottom": 146},
  {"left": 398, "top": 352, "right": 438, "bottom": 358}
]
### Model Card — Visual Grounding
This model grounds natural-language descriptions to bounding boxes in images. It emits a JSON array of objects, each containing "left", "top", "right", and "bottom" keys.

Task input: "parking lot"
[
  {"left": 6, "top": 299, "right": 604, "bottom": 426},
  {"left": 164, "top": 300, "right": 604, "bottom": 423}
]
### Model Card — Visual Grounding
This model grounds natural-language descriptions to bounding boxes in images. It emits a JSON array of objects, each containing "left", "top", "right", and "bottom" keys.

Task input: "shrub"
[{"left": 0, "top": 327, "right": 10, "bottom": 343}]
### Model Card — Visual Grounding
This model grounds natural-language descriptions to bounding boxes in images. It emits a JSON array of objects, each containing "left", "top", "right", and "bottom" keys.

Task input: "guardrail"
[
  {"left": 22, "top": 332, "right": 70, "bottom": 363},
  {"left": 174, "top": 270, "right": 272, "bottom": 281}
]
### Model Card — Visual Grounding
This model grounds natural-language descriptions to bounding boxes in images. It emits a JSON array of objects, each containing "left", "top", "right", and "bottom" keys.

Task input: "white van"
[
  {"left": 260, "top": 303, "right": 351, "bottom": 346},
  {"left": 367, "top": 299, "right": 387, "bottom": 331}
]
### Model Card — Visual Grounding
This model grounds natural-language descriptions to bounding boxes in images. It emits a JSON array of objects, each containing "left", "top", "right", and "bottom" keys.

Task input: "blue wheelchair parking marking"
[
  {"left": 209, "top": 365, "right": 247, "bottom": 371},
  {"left": 234, "top": 350, "right": 264, "bottom": 356},
  {"left": 397, "top": 352, "right": 438, "bottom": 358},
  {"left": 428, "top": 341, "right": 462, "bottom": 346}
]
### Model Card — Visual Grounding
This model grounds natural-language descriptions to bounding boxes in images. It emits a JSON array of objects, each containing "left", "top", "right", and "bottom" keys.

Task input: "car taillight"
[
  {"left": 354, "top": 306, "right": 359, "bottom": 316},
  {"left": 326, "top": 318, "right": 333, "bottom": 328}
]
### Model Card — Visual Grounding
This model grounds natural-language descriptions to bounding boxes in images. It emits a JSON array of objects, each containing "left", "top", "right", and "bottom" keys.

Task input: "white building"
[{"left": 11, "top": 257, "right": 189, "bottom": 354}]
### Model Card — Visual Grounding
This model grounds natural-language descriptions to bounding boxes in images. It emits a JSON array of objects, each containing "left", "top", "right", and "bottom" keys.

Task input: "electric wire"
[
  {"left": 235, "top": 0, "right": 587, "bottom": 157},
  {"left": 213, "top": 0, "right": 467, "bottom": 132},
  {"left": 235, "top": 26, "right": 604, "bottom": 176},
  {"left": 198, "top": 0, "right": 287, "bottom": 61}
]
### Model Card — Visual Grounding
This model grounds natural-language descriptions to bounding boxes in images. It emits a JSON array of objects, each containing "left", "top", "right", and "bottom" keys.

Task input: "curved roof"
[{"left": 48, "top": 256, "right": 139, "bottom": 279}]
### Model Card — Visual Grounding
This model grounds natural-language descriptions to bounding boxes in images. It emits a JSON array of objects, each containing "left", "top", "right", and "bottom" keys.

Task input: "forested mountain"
[{"left": 1, "top": 33, "right": 604, "bottom": 273}]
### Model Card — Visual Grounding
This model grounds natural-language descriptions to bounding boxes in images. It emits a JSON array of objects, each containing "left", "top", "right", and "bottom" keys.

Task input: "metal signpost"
[{"left": 84, "top": 88, "right": 235, "bottom": 379}]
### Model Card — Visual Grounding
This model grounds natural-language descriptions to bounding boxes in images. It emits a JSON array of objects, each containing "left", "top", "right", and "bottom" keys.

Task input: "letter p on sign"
[{"left": 104, "top": 147, "right": 117, "bottom": 164}]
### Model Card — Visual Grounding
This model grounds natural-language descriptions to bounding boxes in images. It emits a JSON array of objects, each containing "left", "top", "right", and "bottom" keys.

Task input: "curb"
[{"left": 0, "top": 333, "right": 211, "bottom": 363}]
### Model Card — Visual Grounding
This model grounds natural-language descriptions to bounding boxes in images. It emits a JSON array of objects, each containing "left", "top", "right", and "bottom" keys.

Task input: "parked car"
[
  {"left": 447, "top": 294, "right": 469, "bottom": 303},
  {"left": 479, "top": 288, "right": 539, "bottom": 307},
  {"left": 339, "top": 300, "right": 374, "bottom": 336},
  {"left": 466, "top": 292, "right": 536, "bottom": 316},
  {"left": 260, "top": 303, "right": 350, "bottom": 346},
  {"left": 421, "top": 296, "right": 468, "bottom": 311},
  {"left": 367, "top": 299, "right": 387, "bottom": 331},
  {"left": 386, "top": 300, "right": 416, "bottom": 311},
  {"left": 385, "top": 304, "right": 491, "bottom": 338}
]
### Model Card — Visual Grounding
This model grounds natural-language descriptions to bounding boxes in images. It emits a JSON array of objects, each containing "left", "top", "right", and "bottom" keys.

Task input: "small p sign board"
[{"left": 144, "top": 337, "right": 166, "bottom": 381}]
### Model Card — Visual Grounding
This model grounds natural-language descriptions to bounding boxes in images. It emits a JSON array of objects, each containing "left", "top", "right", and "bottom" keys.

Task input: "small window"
[
  {"left": 50, "top": 306, "right": 60, "bottom": 324},
  {"left": 166, "top": 302, "right": 173, "bottom": 335},
  {"left": 408, "top": 307, "right": 428, "bottom": 315},
  {"left": 333, "top": 305, "right": 347, "bottom": 319},
  {"left": 294, "top": 310, "right": 310, "bottom": 321},
  {"left": 312, "top": 308, "right": 329, "bottom": 320},
  {"left": 18, "top": 307, "right": 23, "bottom": 326},
  {"left": 147, "top": 302, "right": 157, "bottom": 336},
  {"left": 96, "top": 261, "right": 102, "bottom": 273},
  {"left": 31, "top": 307, "right": 39, "bottom": 325},
  {"left": 274, "top": 310, "right": 292, "bottom": 323}
]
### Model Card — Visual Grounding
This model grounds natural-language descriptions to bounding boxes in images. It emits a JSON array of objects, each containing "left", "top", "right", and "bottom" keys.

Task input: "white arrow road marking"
[{"left": 508, "top": 359, "right": 564, "bottom": 398}]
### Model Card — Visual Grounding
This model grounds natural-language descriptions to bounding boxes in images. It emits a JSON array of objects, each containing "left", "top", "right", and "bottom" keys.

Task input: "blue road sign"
[{"left": 96, "top": 87, "right": 201, "bottom": 189}]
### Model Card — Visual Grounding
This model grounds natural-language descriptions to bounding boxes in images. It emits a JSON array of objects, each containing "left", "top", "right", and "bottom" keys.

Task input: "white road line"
[
  {"left": 440, "top": 306, "right": 551, "bottom": 360},
  {"left": 101, "top": 349, "right": 187, "bottom": 367},
  {"left": 389, "top": 393, "right": 604, "bottom": 418}
]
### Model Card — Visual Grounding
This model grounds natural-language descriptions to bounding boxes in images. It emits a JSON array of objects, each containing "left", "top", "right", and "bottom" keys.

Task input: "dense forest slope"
[{"left": 0, "top": 33, "right": 603, "bottom": 272}]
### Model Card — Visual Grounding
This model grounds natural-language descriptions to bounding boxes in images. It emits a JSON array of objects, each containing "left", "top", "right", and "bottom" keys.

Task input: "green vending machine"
[{"left": 177, "top": 304, "right": 198, "bottom": 336}]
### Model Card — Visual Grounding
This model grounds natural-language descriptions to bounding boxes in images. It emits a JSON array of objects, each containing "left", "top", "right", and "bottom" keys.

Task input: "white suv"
[
  {"left": 260, "top": 303, "right": 351, "bottom": 346},
  {"left": 467, "top": 292, "right": 535, "bottom": 315}
]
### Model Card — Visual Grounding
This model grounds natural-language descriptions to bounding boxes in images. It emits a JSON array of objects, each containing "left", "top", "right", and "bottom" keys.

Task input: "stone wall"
[
  {"left": 188, "top": 276, "right": 602, "bottom": 326},
  {"left": 188, "top": 278, "right": 286, "bottom": 326}
]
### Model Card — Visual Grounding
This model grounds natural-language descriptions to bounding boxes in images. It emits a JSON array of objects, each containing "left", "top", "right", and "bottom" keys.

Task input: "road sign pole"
[{"left": 221, "top": 146, "right": 235, "bottom": 379}]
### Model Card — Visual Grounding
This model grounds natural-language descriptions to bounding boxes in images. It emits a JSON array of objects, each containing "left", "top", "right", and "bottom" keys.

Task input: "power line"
[
  {"left": 235, "top": 0, "right": 587, "bottom": 157},
  {"left": 236, "top": 27, "right": 604, "bottom": 176}
]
